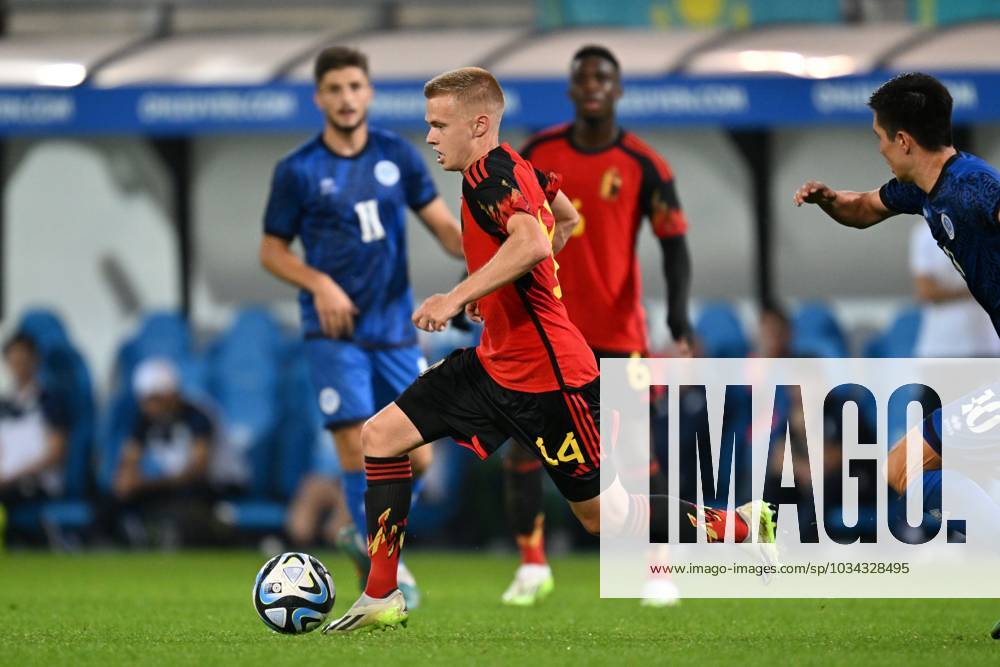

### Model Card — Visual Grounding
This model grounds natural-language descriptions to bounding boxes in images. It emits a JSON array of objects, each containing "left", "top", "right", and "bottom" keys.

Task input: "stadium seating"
[
  {"left": 17, "top": 309, "right": 72, "bottom": 351},
  {"left": 791, "top": 301, "right": 849, "bottom": 358},
  {"left": 97, "top": 311, "right": 206, "bottom": 493},
  {"left": 215, "top": 336, "right": 320, "bottom": 533},
  {"left": 205, "top": 308, "right": 284, "bottom": 490},
  {"left": 862, "top": 307, "right": 921, "bottom": 358},
  {"left": 271, "top": 340, "right": 322, "bottom": 500},
  {"left": 694, "top": 302, "right": 750, "bottom": 358},
  {"left": 7, "top": 309, "right": 97, "bottom": 545}
]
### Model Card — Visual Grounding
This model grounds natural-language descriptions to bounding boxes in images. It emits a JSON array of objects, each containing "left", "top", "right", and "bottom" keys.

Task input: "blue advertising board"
[{"left": 0, "top": 71, "right": 997, "bottom": 136}]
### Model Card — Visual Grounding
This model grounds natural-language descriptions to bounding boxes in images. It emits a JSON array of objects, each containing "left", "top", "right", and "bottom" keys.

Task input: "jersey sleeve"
[
  {"left": 262, "top": 160, "right": 303, "bottom": 240},
  {"left": 957, "top": 171, "right": 1000, "bottom": 227},
  {"left": 466, "top": 167, "right": 535, "bottom": 237},
  {"left": 533, "top": 167, "right": 562, "bottom": 203},
  {"left": 399, "top": 140, "right": 438, "bottom": 212},
  {"left": 878, "top": 178, "right": 925, "bottom": 215},
  {"left": 638, "top": 150, "right": 688, "bottom": 239}
]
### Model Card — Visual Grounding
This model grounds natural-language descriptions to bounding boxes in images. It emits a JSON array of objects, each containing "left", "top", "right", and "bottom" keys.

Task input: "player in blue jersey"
[
  {"left": 259, "top": 46, "right": 464, "bottom": 608},
  {"left": 794, "top": 72, "right": 1000, "bottom": 637}
]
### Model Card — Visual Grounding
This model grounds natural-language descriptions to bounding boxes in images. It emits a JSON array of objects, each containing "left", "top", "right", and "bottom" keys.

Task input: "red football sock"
[
  {"left": 629, "top": 495, "right": 751, "bottom": 543},
  {"left": 516, "top": 514, "right": 547, "bottom": 565},
  {"left": 693, "top": 506, "right": 749, "bottom": 543},
  {"left": 363, "top": 455, "right": 412, "bottom": 599}
]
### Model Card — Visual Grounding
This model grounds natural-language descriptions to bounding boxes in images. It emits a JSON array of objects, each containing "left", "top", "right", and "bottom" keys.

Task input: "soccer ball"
[{"left": 252, "top": 552, "right": 335, "bottom": 634}]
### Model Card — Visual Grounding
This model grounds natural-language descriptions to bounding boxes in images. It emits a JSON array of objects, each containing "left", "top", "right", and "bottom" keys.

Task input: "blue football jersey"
[
  {"left": 880, "top": 152, "right": 1000, "bottom": 336},
  {"left": 263, "top": 128, "right": 438, "bottom": 347}
]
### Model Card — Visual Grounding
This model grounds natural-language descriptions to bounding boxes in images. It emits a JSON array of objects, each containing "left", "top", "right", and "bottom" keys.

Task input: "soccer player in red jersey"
[
  {"left": 323, "top": 66, "right": 771, "bottom": 634},
  {"left": 500, "top": 45, "right": 693, "bottom": 606}
]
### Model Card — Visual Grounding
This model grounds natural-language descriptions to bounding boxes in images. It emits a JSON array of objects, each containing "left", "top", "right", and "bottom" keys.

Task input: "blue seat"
[
  {"left": 206, "top": 308, "right": 283, "bottom": 452},
  {"left": 97, "top": 311, "right": 204, "bottom": 493},
  {"left": 110, "top": 311, "right": 201, "bottom": 393},
  {"left": 8, "top": 309, "right": 97, "bottom": 542},
  {"left": 41, "top": 346, "right": 96, "bottom": 500},
  {"left": 217, "top": 501, "right": 287, "bottom": 531},
  {"left": 220, "top": 337, "right": 321, "bottom": 533},
  {"left": 863, "top": 307, "right": 921, "bottom": 358},
  {"left": 792, "top": 302, "right": 848, "bottom": 358},
  {"left": 205, "top": 309, "right": 284, "bottom": 500},
  {"left": 694, "top": 302, "right": 749, "bottom": 358},
  {"left": 17, "top": 308, "right": 71, "bottom": 352},
  {"left": 273, "top": 339, "right": 323, "bottom": 500}
]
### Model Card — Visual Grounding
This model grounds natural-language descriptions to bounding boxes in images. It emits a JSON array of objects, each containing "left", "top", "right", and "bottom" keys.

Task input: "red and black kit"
[
  {"left": 395, "top": 143, "right": 601, "bottom": 502},
  {"left": 522, "top": 125, "right": 689, "bottom": 354}
]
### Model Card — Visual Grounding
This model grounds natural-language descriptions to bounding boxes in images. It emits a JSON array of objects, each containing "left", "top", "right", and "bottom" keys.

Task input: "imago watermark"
[{"left": 599, "top": 358, "right": 1000, "bottom": 598}]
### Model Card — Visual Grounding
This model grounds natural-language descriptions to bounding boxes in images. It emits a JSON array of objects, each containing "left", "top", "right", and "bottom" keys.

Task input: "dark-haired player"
[
  {"left": 794, "top": 72, "right": 1000, "bottom": 637},
  {"left": 323, "top": 66, "right": 774, "bottom": 634},
  {"left": 260, "top": 46, "right": 464, "bottom": 609},
  {"left": 500, "top": 44, "right": 693, "bottom": 607}
]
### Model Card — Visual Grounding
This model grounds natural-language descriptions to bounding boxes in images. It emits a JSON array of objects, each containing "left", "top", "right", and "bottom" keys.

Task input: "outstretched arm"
[
  {"left": 793, "top": 181, "right": 895, "bottom": 229},
  {"left": 413, "top": 212, "right": 550, "bottom": 332}
]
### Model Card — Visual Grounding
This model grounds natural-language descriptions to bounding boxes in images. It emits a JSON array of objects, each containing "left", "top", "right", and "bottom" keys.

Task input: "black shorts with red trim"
[{"left": 395, "top": 347, "right": 601, "bottom": 502}]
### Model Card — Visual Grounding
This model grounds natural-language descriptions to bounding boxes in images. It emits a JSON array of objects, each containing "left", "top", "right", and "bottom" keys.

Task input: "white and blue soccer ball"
[{"left": 252, "top": 552, "right": 335, "bottom": 634}]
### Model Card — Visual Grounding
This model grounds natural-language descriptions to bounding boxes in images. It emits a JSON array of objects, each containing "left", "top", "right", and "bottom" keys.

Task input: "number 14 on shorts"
[{"left": 535, "top": 432, "right": 585, "bottom": 466}]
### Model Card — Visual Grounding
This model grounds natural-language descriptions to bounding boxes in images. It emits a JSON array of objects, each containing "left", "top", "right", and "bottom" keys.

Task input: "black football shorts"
[{"left": 395, "top": 348, "right": 601, "bottom": 502}]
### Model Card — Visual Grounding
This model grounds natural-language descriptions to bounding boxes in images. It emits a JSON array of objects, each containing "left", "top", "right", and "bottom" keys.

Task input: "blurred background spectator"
[
  {"left": 909, "top": 222, "right": 1000, "bottom": 357},
  {"left": 755, "top": 306, "right": 793, "bottom": 358},
  {"left": 0, "top": 333, "right": 69, "bottom": 513},
  {"left": 104, "top": 358, "right": 216, "bottom": 547},
  {"left": 284, "top": 436, "right": 349, "bottom": 548}
]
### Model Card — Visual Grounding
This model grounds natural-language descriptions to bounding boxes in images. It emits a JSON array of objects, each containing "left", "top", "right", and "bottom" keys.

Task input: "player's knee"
[
  {"left": 572, "top": 504, "right": 601, "bottom": 536},
  {"left": 579, "top": 512, "right": 600, "bottom": 536},
  {"left": 360, "top": 417, "right": 390, "bottom": 457}
]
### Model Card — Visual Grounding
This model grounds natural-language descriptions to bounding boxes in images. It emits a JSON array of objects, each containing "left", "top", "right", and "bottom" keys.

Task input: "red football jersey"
[
  {"left": 522, "top": 125, "right": 688, "bottom": 354},
  {"left": 461, "top": 143, "right": 597, "bottom": 393}
]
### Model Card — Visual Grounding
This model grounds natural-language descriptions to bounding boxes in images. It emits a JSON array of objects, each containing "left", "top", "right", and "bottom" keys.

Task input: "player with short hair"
[
  {"left": 323, "top": 66, "right": 774, "bottom": 634},
  {"left": 793, "top": 72, "right": 1000, "bottom": 636},
  {"left": 500, "top": 44, "right": 693, "bottom": 607},
  {"left": 259, "top": 46, "right": 464, "bottom": 608}
]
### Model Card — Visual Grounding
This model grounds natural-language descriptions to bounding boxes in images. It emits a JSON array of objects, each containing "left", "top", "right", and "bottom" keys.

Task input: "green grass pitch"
[{"left": 1, "top": 551, "right": 996, "bottom": 666}]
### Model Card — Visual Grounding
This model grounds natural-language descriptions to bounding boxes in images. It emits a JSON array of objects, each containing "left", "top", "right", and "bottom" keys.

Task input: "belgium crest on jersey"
[{"left": 600, "top": 166, "right": 622, "bottom": 201}]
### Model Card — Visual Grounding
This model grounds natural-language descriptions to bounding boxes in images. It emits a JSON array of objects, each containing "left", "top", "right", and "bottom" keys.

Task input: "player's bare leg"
[
  {"left": 324, "top": 403, "right": 425, "bottom": 634},
  {"left": 285, "top": 474, "right": 343, "bottom": 547}
]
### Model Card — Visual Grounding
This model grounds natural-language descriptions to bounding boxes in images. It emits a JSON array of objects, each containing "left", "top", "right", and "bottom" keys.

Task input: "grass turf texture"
[{"left": 0, "top": 551, "right": 996, "bottom": 666}]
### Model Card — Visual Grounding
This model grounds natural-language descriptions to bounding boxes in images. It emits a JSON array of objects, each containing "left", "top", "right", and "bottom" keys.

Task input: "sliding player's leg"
[{"left": 887, "top": 405, "right": 1000, "bottom": 548}]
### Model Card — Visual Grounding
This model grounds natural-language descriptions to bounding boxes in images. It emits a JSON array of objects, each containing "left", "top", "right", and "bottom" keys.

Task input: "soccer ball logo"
[{"left": 252, "top": 552, "right": 335, "bottom": 634}]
